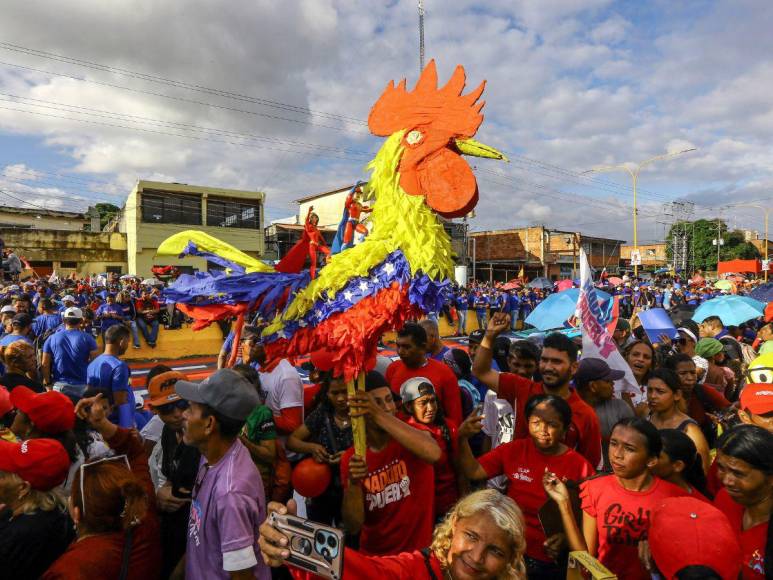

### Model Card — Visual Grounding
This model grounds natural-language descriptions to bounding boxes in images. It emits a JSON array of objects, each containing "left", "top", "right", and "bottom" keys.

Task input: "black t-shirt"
[
  {"left": 0, "top": 505, "right": 74, "bottom": 579},
  {"left": 0, "top": 372, "right": 45, "bottom": 393},
  {"left": 304, "top": 404, "right": 353, "bottom": 455}
]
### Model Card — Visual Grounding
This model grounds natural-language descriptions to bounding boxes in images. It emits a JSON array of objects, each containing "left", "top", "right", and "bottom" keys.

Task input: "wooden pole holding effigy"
[{"left": 349, "top": 371, "right": 367, "bottom": 458}]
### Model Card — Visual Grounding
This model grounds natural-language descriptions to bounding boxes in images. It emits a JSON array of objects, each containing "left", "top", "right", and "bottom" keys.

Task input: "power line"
[
  {"left": 0, "top": 92, "right": 372, "bottom": 158},
  {"left": 0, "top": 42, "right": 367, "bottom": 126},
  {"left": 0, "top": 103, "right": 370, "bottom": 162},
  {"left": 0, "top": 59, "right": 369, "bottom": 135}
]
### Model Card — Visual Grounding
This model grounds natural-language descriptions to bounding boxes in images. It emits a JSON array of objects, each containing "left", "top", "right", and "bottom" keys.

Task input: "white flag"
[{"left": 577, "top": 248, "right": 639, "bottom": 397}]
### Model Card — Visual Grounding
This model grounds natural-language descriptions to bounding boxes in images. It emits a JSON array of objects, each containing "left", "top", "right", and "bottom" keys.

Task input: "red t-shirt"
[
  {"left": 498, "top": 372, "right": 602, "bottom": 468},
  {"left": 714, "top": 488, "right": 768, "bottom": 579},
  {"left": 706, "top": 456, "right": 723, "bottom": 497},
  {"left": 686, "top": 384, "right": 730, "bottom": 428},
  {"left": 340, "top": 438, "right": 435, "bottom": 556},
  {"left": 386, "top": 359, "right": 462, "bottom": 425},
  {"left": 580, "top": 474, "right": 686, "bottom": 580},
  {"left": 478, "top": 438, "right": 594, "bottom": 562},
  {"left": 289, "top": 548, "right": 444, "bottom": 580},
  {"left": 408, "top": 417, "right": 460, "bottom": 518}
]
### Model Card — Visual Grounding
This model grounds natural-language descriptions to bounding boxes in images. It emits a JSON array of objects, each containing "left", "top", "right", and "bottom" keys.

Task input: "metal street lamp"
[{"left": 583, "top": 148, "right": 697, "bottom": 277}]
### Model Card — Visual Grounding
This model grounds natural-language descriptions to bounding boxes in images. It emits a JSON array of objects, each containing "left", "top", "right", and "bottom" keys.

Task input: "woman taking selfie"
[
  {"left": 543, "top": 417, "right": 685, "bottom": 579},
  {"left": 259, "top": 488, "right": 528, "bottom": 579}
]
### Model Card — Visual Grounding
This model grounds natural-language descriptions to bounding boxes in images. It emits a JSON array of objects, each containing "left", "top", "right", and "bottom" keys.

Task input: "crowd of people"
[{"left": 0, "top": 265, "right": 771, "bottom": 579}]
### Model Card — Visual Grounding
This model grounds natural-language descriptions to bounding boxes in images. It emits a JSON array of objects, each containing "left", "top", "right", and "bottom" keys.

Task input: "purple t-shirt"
[{"left": 187, "top": 439, "right": 270, "bottom": 580}]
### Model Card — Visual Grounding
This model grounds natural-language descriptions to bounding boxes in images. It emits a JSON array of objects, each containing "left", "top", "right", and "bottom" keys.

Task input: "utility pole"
[
  {"left": 713, "top": 219, "right": 725, "bottom": 273},
  {"left": 418, "top": 0, "right": 425, "bottom": 73}
]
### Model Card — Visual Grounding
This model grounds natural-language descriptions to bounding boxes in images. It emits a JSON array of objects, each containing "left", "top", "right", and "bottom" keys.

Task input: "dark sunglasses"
[{"left": 157, "top": 399, "right": 189, "bottom": 414}]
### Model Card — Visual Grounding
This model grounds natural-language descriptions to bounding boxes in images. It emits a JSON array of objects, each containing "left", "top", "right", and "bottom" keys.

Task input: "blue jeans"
[
  {"left": 54, "top": 382, "right": 87, "bottom": 403},
  {"left": 137, "top": 318, "right": 159, "bottom": 345},
  {"left": 127, "top": 320, "right": 140, "bottom": 347},
  {"left": 457, "top": 308, "right": 467, "bottom": 335},
  {"left": 475, "top": 309, "right": 487, "bottom": 330},
  {"left": 510, "top": 309, "right": 520, "bottom": 330}
]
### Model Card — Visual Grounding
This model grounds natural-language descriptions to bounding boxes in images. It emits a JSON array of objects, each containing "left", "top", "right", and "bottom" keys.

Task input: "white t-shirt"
[
  {"left": 140, "top": 414, "right": 164, "bottom": 443},
  {"left": 259, "top": 359, "right": 304, "bottom": 417}
]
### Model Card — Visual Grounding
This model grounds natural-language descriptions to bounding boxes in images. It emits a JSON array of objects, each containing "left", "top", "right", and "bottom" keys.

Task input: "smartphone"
[
  {"left": 269, "top": 512, "right": 345, "bottom": 580},
  {"left": 473, "top": 402, "right": 484, "bottom": 416}
]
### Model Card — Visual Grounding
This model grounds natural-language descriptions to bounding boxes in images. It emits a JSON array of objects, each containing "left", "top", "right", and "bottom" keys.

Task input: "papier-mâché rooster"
[{"left": 157, "top": 60, "right": 507, "bottom": 379}]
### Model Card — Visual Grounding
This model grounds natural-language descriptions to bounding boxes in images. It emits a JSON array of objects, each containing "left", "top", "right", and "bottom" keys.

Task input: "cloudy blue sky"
[{"left": 0, "top": 0, "right": 771, "bottom": 244}]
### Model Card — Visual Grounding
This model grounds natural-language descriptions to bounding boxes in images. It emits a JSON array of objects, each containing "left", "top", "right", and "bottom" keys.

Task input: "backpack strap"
[
  {"left": 420, "top": 548, "right": 440, "bottom": 580},
  {"left": 118, "top": 527, "right": 134, "bottom": 580}
]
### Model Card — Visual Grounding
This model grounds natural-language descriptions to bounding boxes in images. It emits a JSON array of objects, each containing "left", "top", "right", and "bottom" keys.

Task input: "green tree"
[
  {"left": 87, "top": 203, "right": 121, "bottom": 229},
  {"left": 666, "top": 218, "right": 760, "bottom": 272}
]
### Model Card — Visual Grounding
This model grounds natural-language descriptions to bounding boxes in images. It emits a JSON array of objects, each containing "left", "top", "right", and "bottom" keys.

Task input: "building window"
[
  {"left": 60, "top": 261, "right": 78, "bottom": 268},
  {"left": 106, "top": 266, "right": 123, "bottom": 274},
  {"left": 141, "top": 191, "right": 202, "bottom": 225},
  {"left": 206, "top": 197, "right": 261, "bottom": 229}
]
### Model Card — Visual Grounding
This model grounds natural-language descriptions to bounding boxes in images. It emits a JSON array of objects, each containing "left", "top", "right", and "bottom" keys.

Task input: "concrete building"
[
  {"left": 620, "top": 243, "right": 668, "bottom": 270},
  {"left": 469, "top": 226, "right": 624, "bottom": 282},
  {"left": 0, "top": 229, "right": 127, "bottom": 277},
  {"left": 120, "top": 180, "right": 265, "bottom": 277},
  {"left": 0, "top": 205, "right": 89, "bottom": 231}
]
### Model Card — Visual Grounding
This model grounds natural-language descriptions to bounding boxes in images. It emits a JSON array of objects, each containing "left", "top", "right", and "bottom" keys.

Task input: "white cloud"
[{"left": 0, "top": 0, "right": 770, "bottom": 245}]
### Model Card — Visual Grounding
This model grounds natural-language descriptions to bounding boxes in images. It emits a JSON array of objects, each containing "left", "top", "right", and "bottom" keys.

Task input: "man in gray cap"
[
  {"left": 574, "top": 357, "right": 632, "bottom": 470},
  {"left": 174, "top": 368, "right": 269, "bottom": 580}
]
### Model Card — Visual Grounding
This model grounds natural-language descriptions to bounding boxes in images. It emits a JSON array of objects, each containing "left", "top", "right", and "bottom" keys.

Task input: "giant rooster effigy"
[{"left": 158, "top": 60, "right": 506, "bottom": 382}]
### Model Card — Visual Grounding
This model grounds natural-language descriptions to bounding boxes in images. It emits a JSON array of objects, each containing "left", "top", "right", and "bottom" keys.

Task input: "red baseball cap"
[
  {"left": 0, "top": 438, "right": 70, "bottom": 491},
  {"left": 649, "top": 497, "right": 741, "bottom": 580},
  {"left": 10, "top": 387, "right": 75, "bottom": 434},
  {"left": 740, "top": 383, "right": 773, "bottom": 416}
]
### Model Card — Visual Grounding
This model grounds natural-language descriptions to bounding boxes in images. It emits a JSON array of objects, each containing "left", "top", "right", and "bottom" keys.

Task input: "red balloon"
[{"left": 291, "top": 457, "right": 332, "bottom": 498}]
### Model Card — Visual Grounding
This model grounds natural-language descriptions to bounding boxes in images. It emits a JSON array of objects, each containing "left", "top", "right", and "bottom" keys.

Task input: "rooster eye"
[{"left": 405, "top": 130, "right": 423, "bottom": 145}]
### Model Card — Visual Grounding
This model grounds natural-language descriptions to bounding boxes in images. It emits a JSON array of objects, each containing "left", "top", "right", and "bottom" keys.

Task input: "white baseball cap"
[
  {"left": 0, "top": 305, "right": 15, "bottom": 314},
  {"left": 62, "top": 295, "right": 76, "bottom": 303},
  {"left": 63, "top": 307, "right": 84, "bottom": 319},
  {"left": 399, "top": 376, "right": 436, "bottom": 404}
]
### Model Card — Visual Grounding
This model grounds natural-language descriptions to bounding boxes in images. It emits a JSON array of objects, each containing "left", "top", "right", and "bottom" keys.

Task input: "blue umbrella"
[
  {"left": 525, "top": 288, "right": 612, "bottom": 331},
  {"left": 527, "top": 277, "right": 553, "bottom": 289},
  {"left": 692, "top": 295, "right": 766, "bottom": 326},
  {"left": 750, "top": 283, "right": 773, "bottom": 303}
]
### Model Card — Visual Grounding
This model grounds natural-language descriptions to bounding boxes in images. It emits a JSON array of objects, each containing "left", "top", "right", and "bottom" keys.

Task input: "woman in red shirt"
[
  {"left": 652, "top": 428, "right": 711, "bottom": 500},
  {"left": 43, "top": 394, "right": 161, "bottom": 580},
  {"left": 713, "top": 424, "right": 773, "bottom": 580},
  {"left": 457, "top": 394, "right": 594, "bottom": 578},
  {"left": 543, "top": 417, "right": 685, "bottom": 580},
  {"left": 259, "top": 488, "right": 528, "bottom": 579},
  {"left": 400, "top": 376, "right": 462, "bottom": 520}
]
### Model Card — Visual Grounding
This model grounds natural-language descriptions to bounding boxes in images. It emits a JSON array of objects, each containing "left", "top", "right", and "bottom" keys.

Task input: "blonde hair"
[
  {"left": 0, "top": 471, "right": 66, "bottom": 515},
  {"left": 431, "top": 489, "right": 527, "bottom": 579}
]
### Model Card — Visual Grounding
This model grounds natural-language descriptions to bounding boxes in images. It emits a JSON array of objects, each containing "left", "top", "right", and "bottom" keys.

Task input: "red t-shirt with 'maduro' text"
[
  {"left": 714, "top": 488, "right": 768, "bottom": 579},
  {"left": 478, "top": 437, "right": 594, "bottom": 562},
  {"left": 340, "top": 438, "right": 434, "bottom": 556},
  {"left": 580, "top": 474, "right": 686, "bottom": 580}
]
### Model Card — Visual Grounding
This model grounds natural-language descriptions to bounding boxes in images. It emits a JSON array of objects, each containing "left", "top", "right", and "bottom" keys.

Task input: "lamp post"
[
  {"left": 733, "top": 204, "right": 770, "bottom": 282},
  {"left": 583, "top": 148, "right": 696, "bottom": 277}
]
